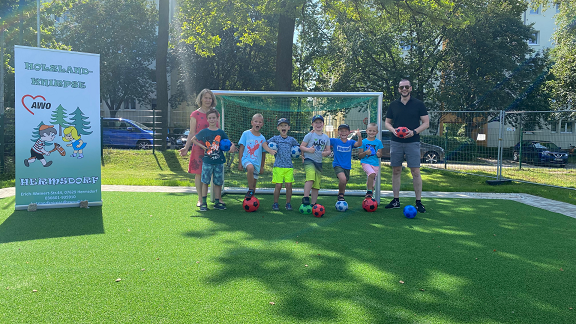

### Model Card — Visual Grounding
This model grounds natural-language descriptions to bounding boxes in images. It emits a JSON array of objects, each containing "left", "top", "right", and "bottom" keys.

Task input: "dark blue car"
[
  {"left": 513, "top": 140, "right": 568, "bottom": 167},
  {"left": 102, "top": 118, "right": 158, "bottom": 149}
]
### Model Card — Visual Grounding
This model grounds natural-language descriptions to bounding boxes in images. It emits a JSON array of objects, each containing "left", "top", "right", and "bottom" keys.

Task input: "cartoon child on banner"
[
  {"left": 24, "top": 125, "right": 59, "bottom": 167},
  {"left": 63, "top": 126, "right": 87, "bottom": 159}
]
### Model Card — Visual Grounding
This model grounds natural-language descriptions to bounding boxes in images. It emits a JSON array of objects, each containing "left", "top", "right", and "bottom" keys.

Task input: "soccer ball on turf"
[
  {"left": 299, "top": 204, "right": 312, "bottom": 215},
  {"left": 312, "top": 204, "right": 325, "bottom": 217},
  {"left": 335, "top": 201, "right": 348, "bottom": 212},
  {"left": 243, "top": 197, "right": 260, "bottom": 212},
  {"left": 268, "top": 142, "right": 278, "bottom": 151},
  {"left": 291, "top": 145, "right": 301, "bottom": 159},
  {"left": 395, "top": 127, "right": 410, "bottom": 139},
  {"left": 403, "top": 205, "right": 417, "bottom": 219},
  {"left": 362, "top": 198, "right": 378, "bottom": 212}
]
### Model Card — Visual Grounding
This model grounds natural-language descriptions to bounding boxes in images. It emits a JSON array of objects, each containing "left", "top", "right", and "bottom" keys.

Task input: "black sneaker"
[
  {"left": 416, "top": 201, "right": 426, "bottom": 213},
  {"left": 199, "top": 203, "right": 208, "bottom": 212},
  {"left": 214, "top": 202, "right": 227, "bottom": 210},
  {"left": 385, "top": 199, "right": 400, "bottom": 209},
  {"left": 245, "top": 189, "right": 254, "bottom": 199},
  {"left": 302, "top": 197, "right": 310, "bottom": 205}
]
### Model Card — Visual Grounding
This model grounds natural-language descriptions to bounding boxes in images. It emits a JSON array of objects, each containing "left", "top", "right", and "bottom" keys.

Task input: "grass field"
[{"left": 1, "top": 192, "right": 575, "bottom": 323}]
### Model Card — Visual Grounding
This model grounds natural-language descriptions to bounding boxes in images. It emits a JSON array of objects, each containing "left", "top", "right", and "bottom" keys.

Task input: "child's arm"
[
  {"left": 262, "top": 142, "right": 277, "bottom": 155},
  {"left": 300, "top": 141, "right": 314, "bottom": 153},
  {"left": 321, "top": 142, "right": 331, "bottom": 157},
  {"left": 191, "top": 136, "right": 207, "bottom": 151},
  {"left": 237, "top": 144, "right": 244, "bottom": 171},
  {"left": 353, "top": 129, "right": 363, "bottom": 147}
]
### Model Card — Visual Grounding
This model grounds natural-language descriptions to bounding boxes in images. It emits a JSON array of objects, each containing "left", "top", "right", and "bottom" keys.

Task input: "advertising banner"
[{"left": 14, "top": 46, "right": 101, "bottom": 210}]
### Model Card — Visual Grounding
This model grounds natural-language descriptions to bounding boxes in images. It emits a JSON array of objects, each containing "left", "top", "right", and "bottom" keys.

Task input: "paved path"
[{"left": 1, "top": 186, "right": 575, "bottom": 219}]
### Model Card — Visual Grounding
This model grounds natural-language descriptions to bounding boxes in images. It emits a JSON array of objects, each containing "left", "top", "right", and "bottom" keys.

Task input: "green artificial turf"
[{"left": 1, "top": 192, "right": 575, "bottom": 323}]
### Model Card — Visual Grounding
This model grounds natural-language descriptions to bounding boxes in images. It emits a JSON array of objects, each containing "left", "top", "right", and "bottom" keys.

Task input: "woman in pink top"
[{"left": 179, "top": 89, "right": 219, "bottom": 207}]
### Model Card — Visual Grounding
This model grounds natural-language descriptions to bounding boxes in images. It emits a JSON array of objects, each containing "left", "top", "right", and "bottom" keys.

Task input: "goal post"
[{"left": 212, "top": 90, "right": 384, "bottom": 204}]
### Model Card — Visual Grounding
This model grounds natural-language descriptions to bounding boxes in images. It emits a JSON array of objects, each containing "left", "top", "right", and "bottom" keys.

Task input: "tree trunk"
[
  {"left": 275, "top": 13, "right": 295, "bottom": 91},
  {"left": 156, "top": 0, "right": 169, "bottom": 151}
]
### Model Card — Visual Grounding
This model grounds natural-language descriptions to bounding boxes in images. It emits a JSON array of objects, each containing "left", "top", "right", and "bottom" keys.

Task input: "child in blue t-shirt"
[
  {"left": 191, "top": 108, "right": 236, "bottom": 211},
  {"left": 238, "top": 113, "right": 277, "bottom": 198},
  {"left": 358, "top": 123, "right": 383, "bottom": 199},
  {"left": 267, "top": 118, "right": 299, "bottom": 211},
  {"left": 330, "top": 124, "right": 362, "bottom": 202}
]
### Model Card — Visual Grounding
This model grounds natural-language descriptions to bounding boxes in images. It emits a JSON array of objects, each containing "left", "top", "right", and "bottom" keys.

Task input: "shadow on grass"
[
  {"left": 0, "top": 207, "right": 104, "bottom": 243},
  {"left": 183, "top": 196, "right": 576, "bottom": 322}
]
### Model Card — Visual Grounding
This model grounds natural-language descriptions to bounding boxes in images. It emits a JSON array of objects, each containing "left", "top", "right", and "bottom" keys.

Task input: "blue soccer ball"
[
  {"left": 335, "top": 200, "right": 348, "bottom": 212},
  {"left": 268, "top": 142, "right": 278, "bottom": 151},
  {"left": 291, "top": 145, "right": 301, "bottom": 159},
  {"left": 220, "top": 139, "right": 231, "bottom": 151},
  {"left": 403, "top": 205, "right": 417, "bottom": 219}
]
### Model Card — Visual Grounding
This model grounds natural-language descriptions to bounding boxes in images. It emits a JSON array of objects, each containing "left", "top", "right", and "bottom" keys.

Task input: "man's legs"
[
  {"left": 392, "top": 166, "right": 402, "bottom": 198},
  {"left": 410, "top": 167, "right": 422, "bottom": 200}
]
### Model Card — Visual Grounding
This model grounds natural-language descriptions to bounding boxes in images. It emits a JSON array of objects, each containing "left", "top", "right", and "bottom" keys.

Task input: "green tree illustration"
[
  {"left": 30, "top": 121, "right": 46, "bottom": 143},
  {"left": 68, "top": 107, "right": 93, "bottom": 135},
  {"left": 50, "top": 104, "right": 70, "bottom": 136}
]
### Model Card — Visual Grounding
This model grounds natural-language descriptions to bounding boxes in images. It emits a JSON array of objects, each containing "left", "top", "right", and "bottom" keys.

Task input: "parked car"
[
  {"left": 102, "top": 118, "right": 169, "bottom": 149},
  {"left": 349, "top": 130, "right": 445, "bottom": 164},
  {"left": 175, "top": 129, "right": 190, "bottom": 149},
  {"left": 513, "top": 140, "right": 568, "bottom": 167}
]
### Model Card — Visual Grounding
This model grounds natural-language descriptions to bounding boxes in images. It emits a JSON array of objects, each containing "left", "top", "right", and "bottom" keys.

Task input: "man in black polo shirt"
[{"left": 383, "top": 79, "right": 429, "bottom": 213}]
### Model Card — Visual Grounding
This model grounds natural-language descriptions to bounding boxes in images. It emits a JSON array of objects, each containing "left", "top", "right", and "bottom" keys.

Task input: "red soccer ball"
[
  {"left": 362, "top": 198, "right": 378, "bottom": 212},
  {"left": 395, "top": 127, "right": 410, "bottom": 138},
  {"left": 312, "top": 204, "right": 325, "bottom": 218},
  {"left": 243, "top": 197, "right": 260, "bottom": 212}
]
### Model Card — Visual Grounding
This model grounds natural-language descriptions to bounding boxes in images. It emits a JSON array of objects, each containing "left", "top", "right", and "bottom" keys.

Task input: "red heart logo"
[{"left": 21, "top": 94, "right": 46, "bottom": 115}]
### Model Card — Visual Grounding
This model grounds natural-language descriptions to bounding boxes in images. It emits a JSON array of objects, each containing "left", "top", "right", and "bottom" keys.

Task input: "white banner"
[{"left": 15, "top": 46, "right": 101, "bottom": 210}]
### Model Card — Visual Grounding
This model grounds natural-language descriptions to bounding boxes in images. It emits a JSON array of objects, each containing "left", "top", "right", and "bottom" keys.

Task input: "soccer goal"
[{"left": 212, "top": 90, "right": 384, "bottom": 203}]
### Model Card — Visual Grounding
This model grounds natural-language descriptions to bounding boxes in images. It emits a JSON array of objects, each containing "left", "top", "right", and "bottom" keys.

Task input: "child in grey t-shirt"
[{"left": 300, "top": 115, "right": 331, "bottom": 206}]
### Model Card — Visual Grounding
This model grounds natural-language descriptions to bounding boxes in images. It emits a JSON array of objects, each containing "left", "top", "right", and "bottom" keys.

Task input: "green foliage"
[{"left": 55, "top": 0, "right": 158, "bottom": 117}]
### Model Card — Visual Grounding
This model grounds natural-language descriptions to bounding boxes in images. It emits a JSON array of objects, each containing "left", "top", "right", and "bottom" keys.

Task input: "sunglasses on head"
[{"left": 399, "top": 85, "right": 411, "bottom": 90}]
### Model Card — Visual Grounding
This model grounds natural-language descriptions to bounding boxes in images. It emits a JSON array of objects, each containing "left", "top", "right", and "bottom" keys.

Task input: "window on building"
[
  {"left": 528, "top": 32, "right": 539, "bottom": 45},
  {"left": 550, "top": 121, "right": 558, "bottom": 132},
  {"left": 561, "top": 121, "right": 573, "bottom": 133},
  {"left": 123, "top": 98, "right": 136, "bottom": 110},
  {"left": 529, "top": 6, "right": 541, "bottom": 14}
]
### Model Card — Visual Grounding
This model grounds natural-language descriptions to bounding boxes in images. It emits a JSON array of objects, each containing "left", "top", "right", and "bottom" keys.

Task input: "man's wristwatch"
[{"left": 413, "top": 129, "right": 418, "bottom": 135}]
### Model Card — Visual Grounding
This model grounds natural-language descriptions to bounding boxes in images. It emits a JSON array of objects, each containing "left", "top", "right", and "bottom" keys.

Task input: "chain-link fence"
[{"left": 419, "top": 110, "right": 575, "bottom": 188}]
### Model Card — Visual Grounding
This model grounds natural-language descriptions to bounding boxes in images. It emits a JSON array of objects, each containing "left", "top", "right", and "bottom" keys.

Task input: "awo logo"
[{"left": 21, "top": 94, "right": 51, "bottom": 115}]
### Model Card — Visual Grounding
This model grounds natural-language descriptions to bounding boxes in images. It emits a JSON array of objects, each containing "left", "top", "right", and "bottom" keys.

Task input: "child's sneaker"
[
  {"left": 337, "top": 194, "right": 346, "bottom": 201},
  {"left": 416, "top": 201, "right": 426, "bottom": 213},
  {"left": 385, "top": 199, "right": 400, "bottom": 209},
  {"left": 199, "top": 203, "right": 209, "bottom": 212},
  {"left": 214, "top": 202, "right": 227, "bottom": 210},
  {"left": 302, "top": 197, "right": 310, "bottom": 205},
  {"left": 272, "top": 202, "right": 280, "bottom": 211},
  {"left": 245, "top": 189, "right": 254, "bottom": 199},
  {"left": 285, "top": 203, "right": 293, "bottom": 211},
  {"left": 365, "top": 191, "right": 373, "bottom": 199}
]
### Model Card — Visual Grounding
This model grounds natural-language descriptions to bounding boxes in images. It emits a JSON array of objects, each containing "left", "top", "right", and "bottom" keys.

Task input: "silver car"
[{"left": 349, "top": 130, "right": 444, "bottom": 164}]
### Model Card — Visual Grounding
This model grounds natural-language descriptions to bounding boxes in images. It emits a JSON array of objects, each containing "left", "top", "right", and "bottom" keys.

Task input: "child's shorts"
[
  {"left": 272, "top": 167, "right": 294, "bottom": 184},
  {"left": 242, "top": 161, "right": 260, "bottom": 180},
  {"left": 303, "top": 159, "right": 321, "bottom": 190},
  {"left": 201, "top": 163, "right": 224, "bottom": 186},
  {"left": 334, "top": 166, "right": 350, "bottom": 181},
  {"left": 361, "top": 163, "right": 380, "bottom": 176}
]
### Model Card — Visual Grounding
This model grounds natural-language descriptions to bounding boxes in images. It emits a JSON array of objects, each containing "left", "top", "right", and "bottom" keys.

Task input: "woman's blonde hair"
[
  {"left": 63, "top": 126, "right": 80, "bottom": 141},
  {"left": 195, "top": 89, "right": 217, "bottom": 108}
]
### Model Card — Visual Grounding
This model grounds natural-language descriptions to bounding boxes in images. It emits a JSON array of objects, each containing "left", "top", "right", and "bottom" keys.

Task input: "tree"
[
  {"left": 1, "top": 0, "right": 73, "bottom": 110},
  {"left": 50, "top": 104, "right": 70, "bottom": 136},
  {"left": 68, "top": 107, "right": 93, "bottom": 135},
  {"left": 156, "top": 0, "right": 169, "bottom": 150},
  {"left": 56, "top": 0, "right": 158, "bottom": 118},
  {"left": 531, "top": 0, "right": 576, "bottom": 109},
  {"left": 437, "top": 0, "right": 550, "bottom": 137}
]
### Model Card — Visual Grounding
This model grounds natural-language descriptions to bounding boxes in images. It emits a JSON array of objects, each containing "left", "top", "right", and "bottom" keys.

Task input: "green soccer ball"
[{"left": 299, "top": 204, "right": 312, "bottom": 215}]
